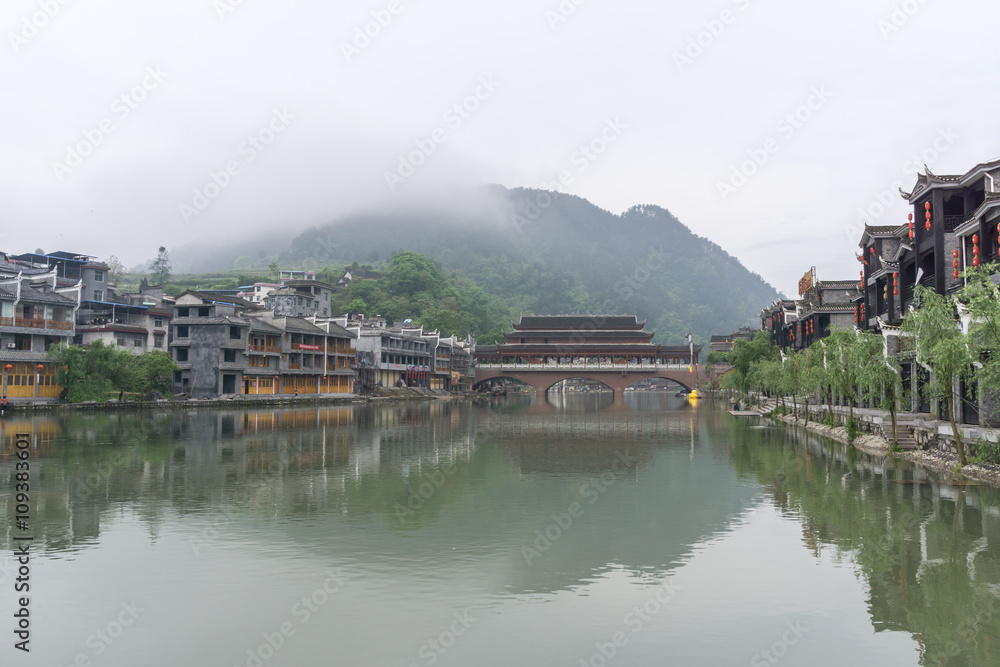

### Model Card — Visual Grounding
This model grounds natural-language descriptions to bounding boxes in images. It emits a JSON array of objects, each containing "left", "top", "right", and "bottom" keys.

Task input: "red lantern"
[
  {"left": 974, "top": 234, "right": 980, "bottom": 245},
  {"left": 925, "top": 202, "right": 931, "bottom": 211},
  {"left": 974, "top": 246, "right": 980, "bottom": 255},
  {"left": 4, "top": 364, "right": 11, "bottom": 371},
  {"left": 974, "top": 257, "right": 980, "bottom": 267},
  {"left": 955, "top": 270, "right": 960, "bottom": 279},
  {"left": 954, "top": 260, "right": 959, "bottom": 268}
]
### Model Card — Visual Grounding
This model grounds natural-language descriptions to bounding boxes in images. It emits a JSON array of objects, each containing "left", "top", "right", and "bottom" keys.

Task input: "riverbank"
[
  {"left": 0, "top": 387, "right": 469, "bottom": 414},
  {"left": 774, "top": 413, "right": 1000, "bottom": 487}
]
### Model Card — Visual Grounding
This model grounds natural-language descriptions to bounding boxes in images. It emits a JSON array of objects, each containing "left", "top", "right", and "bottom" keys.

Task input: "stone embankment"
[{"left": 765, "top": 401, "right": 1000, "bottom": 487}]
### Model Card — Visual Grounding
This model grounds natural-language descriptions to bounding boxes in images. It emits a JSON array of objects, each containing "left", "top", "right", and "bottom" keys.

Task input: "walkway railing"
[{"left": 476, "top": 362, "right": 694, "bottom": 371}]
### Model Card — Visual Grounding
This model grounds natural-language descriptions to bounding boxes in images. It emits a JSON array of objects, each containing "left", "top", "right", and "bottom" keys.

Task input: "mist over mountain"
[{"left": 173, "top": 186, "right": 781, "bottom": 344}]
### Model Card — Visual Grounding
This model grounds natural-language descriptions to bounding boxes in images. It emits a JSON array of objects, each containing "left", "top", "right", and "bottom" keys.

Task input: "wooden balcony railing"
[
  {"left": 249, "top": 344, "right": 281, "bottom": 354},
  {"left": 8, "top": 317, "right": 73, "bottom": 330},
  {"left": 287, "top": 362, "right": 302, "bottom": 370}
]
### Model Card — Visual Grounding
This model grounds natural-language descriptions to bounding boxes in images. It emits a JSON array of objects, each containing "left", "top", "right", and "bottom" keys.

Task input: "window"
[
  {"left": 116, "top": 336, "right": 126, "bottom": 346},
  {"left": 154, "top": 334, "right": 163, "bottom": 348},
  {"left": 93, "top": 290, "right": 103, "bottom": 302},
  {"left": 154, "top": 317, "right": 163, "bottom": 328},
  {"left": 249, "top": 356, "right": 270, "bottom": 367},
  {"left": 133, "top": 338, "right": 142, "bottom": 347},
  {"left": 14, "top": 334, "right": 31, "bottom": 351},
  {"left": 297, "top": 297, "right": 303, "bottom": 306},
  {"left": 177, "top": 307, "right": 190, "bottom": 317},
  {"left": 229, "top": 326, "right": 240, "bottom": 340},
  {"left": 94, "top": 271, "right": 104, "bottom": 282},
  {"left": 176, "top": 348, "right": 188, "bottom": 362},
  {"left": 176, "top": 325, "right": 189, "bottom": 338},
  {"left": 223, "top": 349, "right": 237, "bottom": 363},
  {"left": 198, "top": 307, "right": 210, "bottom": 317}
]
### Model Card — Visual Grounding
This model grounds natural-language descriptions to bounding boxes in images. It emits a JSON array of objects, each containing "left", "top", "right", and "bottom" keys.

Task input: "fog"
[{"left": 2, "top": 0, "right": 997, "bottom": 293}]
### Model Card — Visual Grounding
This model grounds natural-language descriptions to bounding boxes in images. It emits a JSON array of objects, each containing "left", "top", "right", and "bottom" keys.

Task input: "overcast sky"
[{"left": 3, "top": 0, "right": 997, "bottom": 295}]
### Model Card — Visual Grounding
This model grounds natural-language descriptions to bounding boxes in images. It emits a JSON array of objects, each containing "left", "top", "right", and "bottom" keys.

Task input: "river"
[{"left": 1, "top": 395, "right": 998, "bottom": 666}]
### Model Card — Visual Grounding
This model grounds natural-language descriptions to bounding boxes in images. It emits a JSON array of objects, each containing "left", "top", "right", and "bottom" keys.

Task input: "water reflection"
[{"left": 0, "top": 403, "right": 998, "bottom": 665}]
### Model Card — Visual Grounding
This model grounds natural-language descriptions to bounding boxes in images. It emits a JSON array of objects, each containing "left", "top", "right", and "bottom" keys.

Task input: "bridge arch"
[{"left": 472, "top": 368, "right": 702, "bottom": 397}]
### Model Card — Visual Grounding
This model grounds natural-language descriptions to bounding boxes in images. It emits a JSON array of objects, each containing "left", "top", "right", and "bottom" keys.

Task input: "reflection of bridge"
[{"left": 473, "top": 363, "right": 706, "bottom": 394}]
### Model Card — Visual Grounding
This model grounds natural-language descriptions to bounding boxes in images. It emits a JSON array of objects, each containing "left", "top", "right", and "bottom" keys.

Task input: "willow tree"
[
  {"left": 959, "top": 263, "right": 1000, "bottom": 418},
  {"left": 902, "top": 286, "right": 974, "bottom": 465},
  {"left": 723, "top": 331, "right": 778, "bottom": 403},
  {"left": 855, "top": 330, "right": 902, "bottom": 448}
]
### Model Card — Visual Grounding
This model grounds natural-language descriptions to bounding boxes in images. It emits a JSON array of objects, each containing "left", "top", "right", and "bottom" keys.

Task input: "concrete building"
[
  {"left": 169, "top": 291, "right": 356, "bottom": 398},
  {"left": 265, "top": 279, "right": 335, "bottom": 318},
  {"left": 0, "top": 269, "right": 79, "bottom": 399},
  {"left": 350, "top": 325, "right": 434, "bottom": 389}
]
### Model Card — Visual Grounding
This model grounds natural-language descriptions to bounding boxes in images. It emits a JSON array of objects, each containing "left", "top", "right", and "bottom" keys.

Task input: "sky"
[{"left": 2, "top": 0, "right": 998, "bottom": 296}]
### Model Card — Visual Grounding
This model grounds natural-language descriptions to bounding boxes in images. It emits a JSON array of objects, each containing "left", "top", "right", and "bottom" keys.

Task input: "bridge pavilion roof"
[{"left": 511, "top": 315, "right": 646, "bottom": 331}]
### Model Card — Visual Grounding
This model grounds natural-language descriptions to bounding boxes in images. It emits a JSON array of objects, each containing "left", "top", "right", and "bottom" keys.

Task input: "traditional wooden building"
[{"left": 475, "top": 315, "right": 699, "bottom": 367}]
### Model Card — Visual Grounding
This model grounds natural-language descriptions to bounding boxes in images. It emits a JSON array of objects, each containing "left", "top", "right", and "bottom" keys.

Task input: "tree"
[
  {"left": 106, "top": 255, "right": 128, "bottom": 292},
  {"left": 347, "top": 298, "right": 368, "bottom": 316},
  {"left": 48, "top": 341, "right": 179, "bottom": 402},
  {"left": 722, "top": 331, "right": 777, "bottom": 401},
  {"left": 855, "top": 330, "right": 902, "bottom": 447},
  {"left": 902, "top": 286, "right": 974, "bottom": 465},
  {"left": 149, "top": 246, "right": 171, "bottom": 286},
  {"left": 268, "top": 261, "right": 279, "bottom": 274}
]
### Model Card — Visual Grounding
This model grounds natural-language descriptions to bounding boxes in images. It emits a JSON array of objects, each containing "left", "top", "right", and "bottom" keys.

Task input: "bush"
[
  {"left": 970, "top": 436, "right": 1000, "bottom": 466},
  {"left": 845, "top": 417, "right": 859, "bottom": 443}
]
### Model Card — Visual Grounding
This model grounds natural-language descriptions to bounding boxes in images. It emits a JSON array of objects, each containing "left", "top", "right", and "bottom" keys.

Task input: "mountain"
[{"left": 266, "top": 185, "right": 781, "bottom": 345}]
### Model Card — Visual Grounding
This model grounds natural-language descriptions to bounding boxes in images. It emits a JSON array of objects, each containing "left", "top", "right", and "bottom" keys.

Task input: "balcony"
[
  {"left": 942, "top": 215, "right": 969, "bottom": 232},
  {"left": 249, "top": 344, "right": 282, "bottom": 354},
  {"left": 287, "top": 362, "right": 302, "bottom": 370},
  {"left": 2, "top": 317, "right": 74, "bottom": 331}
]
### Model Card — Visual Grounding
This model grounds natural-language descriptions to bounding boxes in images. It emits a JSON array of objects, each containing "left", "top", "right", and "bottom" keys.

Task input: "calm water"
[{"left": 2, "top": 395, "right": 999, "bottom": 666}]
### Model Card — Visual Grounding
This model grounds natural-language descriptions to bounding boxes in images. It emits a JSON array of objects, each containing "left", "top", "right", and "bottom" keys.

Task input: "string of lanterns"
[
  {"left": 893, "top": 272, "right": 899, "bottom": 296},
  {"left": 925, "top": 201, "right": 932, "bottom": 231},
  {"left": 973, "top": 234, "right": 980, "bottom": 267},
  {"left": 953, "top": 249, "right": 960, "bottom": 279},
  {"left": 908, "top": 213, "right": 914, "bottom": 240}
]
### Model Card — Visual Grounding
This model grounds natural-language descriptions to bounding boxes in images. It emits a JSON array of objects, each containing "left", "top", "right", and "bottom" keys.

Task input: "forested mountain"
[
  {"left": 172, "top": 185, "right": 781, "bottom": 345},
  {"left": 278, "top": 186, "right": 779, "bottom": 344}
]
